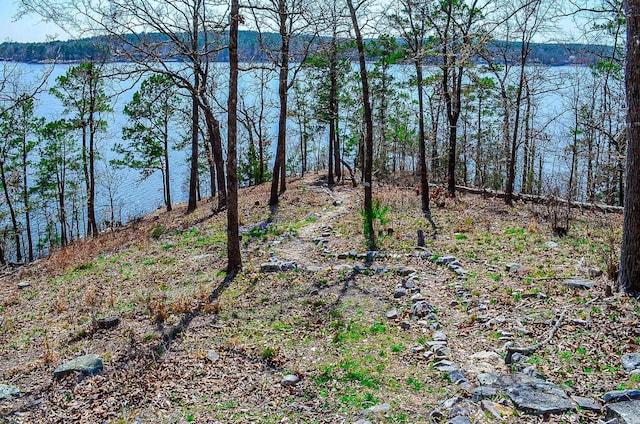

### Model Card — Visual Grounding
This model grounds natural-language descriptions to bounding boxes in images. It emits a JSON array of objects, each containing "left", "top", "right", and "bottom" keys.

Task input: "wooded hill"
[{"left": 0, "top": 31, "right": 612, "bottom": 66}]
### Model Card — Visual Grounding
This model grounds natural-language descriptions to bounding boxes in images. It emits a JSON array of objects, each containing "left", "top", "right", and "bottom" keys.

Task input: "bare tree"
[
  {"left": 346, "top": 0, "right": 375, "bottom": 250},
  {"left": 389, "top": 0, "right": 437, "bottom": 235},
  {"left": 246, "top": 0, "right": 319, "bottom": 205},
  {"left": 21, "top": 0, "right": 230, "bottom": 213}
]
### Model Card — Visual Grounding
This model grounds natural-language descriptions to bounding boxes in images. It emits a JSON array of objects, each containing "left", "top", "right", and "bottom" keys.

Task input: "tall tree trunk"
[
  {"left": 347, "top": 0, "right": 375, "bottom": 250},
  {"left": 620, "top": 0, "right": 640, "bottom": 294},
  {"left": 227, "top": 0, "right": 242, "bottom": 272},
  {"left": 0, "top": 161, "right": 21, "bottom": 262},
  {"left": 269, "top": 0, "right": 290, "bottom": 206},
  {"left": 163, "top": 117, "right": 172, "bottom": 212},
  {"left": 21, "top": 135, "right": 33, "bottom": 261},
  {"left": 416, "top": 60, "right": 436, "bottom": 235},
  {"left": 201, "top": 98, "right": 227, "bottom": 210},
  {"left": 187, "top": 10, "right": 200, "bottom": 214}
]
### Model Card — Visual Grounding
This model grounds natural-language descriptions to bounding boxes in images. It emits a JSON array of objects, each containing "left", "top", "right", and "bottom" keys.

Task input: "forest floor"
[{"left": 0, "top": 172, "right": 638, "bottom": 424}]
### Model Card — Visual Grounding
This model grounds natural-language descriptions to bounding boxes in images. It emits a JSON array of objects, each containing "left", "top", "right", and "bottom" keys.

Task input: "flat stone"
[
  {"left": 206, "top": 350, "right": 220, "bottom": 362},
  {"left": 435, "top": 256, "right": 457, "bottom": 265},
  {"left": 400, "top": 321, "right": 411, "bottom": 330},
  {"left": 436, "top": 365, "right": 459, "bottom": 372},
  {"left": 54, "top": 354, "right": 103, "bottom": 379},
  {"left": 476, "top": 373, "right": 575, "bottom": 415},
  {"left": 17, "top": 282, "right": 30, "bottom": 289},
  {"left": 411, "top": 345, "right": 425, "bottom": 353},
  {"left": 602, "top": 390, "right": 640, "bottom": 403},
  {"left": 0, "top": 384, "right": 19, "bottom": 399},
  {"left": 362, "top": 403, "right": 390, "bottom": 415},
  {"left": 571, "top": 395, "right": 601, "bottom": 411},
  {"left": 393, "top": 288, "right": 407, "bottom": 298},
  {"left": 605, "top": 400, "right": 640, "bottom": 424},
  {"left": 564, "top": 279, "right": 594, "bottom": 289},
  {"left": 505, "top": 381, "right": 576, "bottom": 415},
  {"left": 622, "top": 353, "right": 640, "bottom": 372},
  {"left": 386, "top": 309, "right": 398, "bottom": 319},
  {"left": 411, "top": 293, "right": 426, "bottom": 303},
  {"left": 95, "top": 316, "right": 120, "bottom": 330},
  {"left": 281, "top": 374, "right": 300, "bottom": 386},
  {"left": 544, "top": 241, "right": 559, "bottom": 249},
  {"left": 427, "top": 341, "right": 447, "bottom": 347},
  {"left": 402, "top": 279, "right": 416, "bottom": 289},
  {"left": 506, "top": 263, "right": 522, "bottom": 272},
  {"left": 353, "top": 420, "right": 372, "bottom": 424},
  {"left": 433, "top": 331, "right": 447, "bottom": 341},
  {"left": 449, "top": 370, "right": 468, "bottom": 384},
  {"left": 260, "top": 262, "right": 281, "bottom": 272},
  {"left": 337, "top": 252, "right": 349, "bottom": 260}
]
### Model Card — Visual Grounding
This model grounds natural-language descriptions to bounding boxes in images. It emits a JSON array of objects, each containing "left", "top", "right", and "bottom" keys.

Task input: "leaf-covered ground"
[{"left": 0, "top": 173, "right": 637, "bottom": 423}]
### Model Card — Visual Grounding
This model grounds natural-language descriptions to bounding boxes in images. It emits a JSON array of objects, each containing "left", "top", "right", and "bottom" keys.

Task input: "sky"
[{"left": 0, "top": 1, "right": 67, "bottom": 43}]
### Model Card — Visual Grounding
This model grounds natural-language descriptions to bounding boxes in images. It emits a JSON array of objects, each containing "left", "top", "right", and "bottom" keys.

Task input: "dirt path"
[{"left": 272, "top": 183, "right": 358, "bottom": 268}]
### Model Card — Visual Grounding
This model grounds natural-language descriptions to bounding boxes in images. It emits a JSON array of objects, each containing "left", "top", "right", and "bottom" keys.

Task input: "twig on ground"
[{"left": 505, "top": 309, "right": 567, "bottom": 364}]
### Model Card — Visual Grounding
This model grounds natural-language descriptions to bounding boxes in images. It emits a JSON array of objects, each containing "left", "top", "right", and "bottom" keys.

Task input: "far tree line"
[{"left": 4, "top": 0, "right": 639, "bottom": 294}]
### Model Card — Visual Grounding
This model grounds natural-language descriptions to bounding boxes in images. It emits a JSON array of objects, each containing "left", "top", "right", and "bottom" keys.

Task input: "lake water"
[{"left": 1, "top": 62, "right": 623, "bottom": 259}]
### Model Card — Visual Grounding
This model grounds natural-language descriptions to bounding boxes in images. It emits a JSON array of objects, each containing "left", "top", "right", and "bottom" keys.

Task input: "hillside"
[
  {"left": 0, "top": 32, "right": 613, "bottom": 66},
  {"left": 0, "top": 173, "right": 638, "bottom": 423}
]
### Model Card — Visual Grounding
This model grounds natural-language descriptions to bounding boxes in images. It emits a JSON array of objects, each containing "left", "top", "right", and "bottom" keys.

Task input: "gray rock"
[
  {"left": 476, "top": 373, "right": 575, "bottom": 415},
  {"left": 504, "top": 381, "right": 576, "bottom": 415},
  {"left": 506, "top": 263, "right": 522, "bottom": 272},
  {"left": 260, "top": 262, "right": 281, "bottom": 272},
  {"left": 402, "top": 279, "right": 416, "bottom": 289},
  {"left": 622, "top": 353, "right": 640, "bottom": 372},
  {"left": 571, "top": 395, "right": 601, "bottom": 411},
  {"left": 435, "top": 346, "right": 451, "bottom": 358},
  {"left": 544, "top": 241, "right": 559, "bottom": 249},
  {"left": 400, "top": 321, "right": 411, "bottom": 330},
  {"left": 54, "top": 354, "right": 103, "bottom": 379},
  {"left": 386, "top": 309, "right": 398, "bottom": 319},
  {"left": 353, "top": 420, "right": 373, "bottom": 424},
  {"left": 17, "top": 282, "right": 30, "bottom": 289},
  {"left": 564, "top": 279, "right": 594, "bottom": 290},
  {"left": 433, "top": 331, "right": 447, "bottom": 341},
  {"left": 95, "top": 316, "right": 120, "bottom": 330},
  {"left": 206, "top": 350, "right": 220, "bottom": 362},
  {"left": 337, "top": 252, "right": 349, "bottom": 260},
  {"left": 449, "top": 370, "right": 468, "bottom": 384},
  {"left": 393, "top": 288, "right": 407, "bottom": 298},
  {"left": 510, "top": 352, "right": 529, "bottom": 363},
  {"left": 411, "top": 301, "right": 434, "bottom": 317},
  {"left": 411, "top": 293, "right": 426, "bottom": 303},
  {"left": 411, "top": 345, "right": 425, "bottom": 353},
  {"left": 0, "top": 384, "right": 19, "bottom": 399},
  {"left": 362, "top": 403, "right": 391, "bottom": 415},
  {"left": 281, "top": 374, "right": 300, "bottom": 386},
  {"left": 473, "top": 386, "right": 498, "bottom": 401},
  {"left": 605, "top": 400, "right": 640, "bottom": 424},
  {"left": 436, "top": 256, "right": 457, "bottom": 265},
  {"left": 602, "top": 390, "right": 640, "bottom": 403}
]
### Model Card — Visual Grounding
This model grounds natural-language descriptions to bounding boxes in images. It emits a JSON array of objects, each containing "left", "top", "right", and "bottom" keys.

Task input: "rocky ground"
[{"left": 1, "top": 173, "right": 639, "bottom": 423}]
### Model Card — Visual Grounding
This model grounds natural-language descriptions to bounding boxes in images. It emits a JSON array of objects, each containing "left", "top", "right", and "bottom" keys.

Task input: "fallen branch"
[
  {"left": 455, "top": 185, "right": 623, "bottom": 214},
  {"left": 505, "top": 309, "right": 567, "bottom": 364}
]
